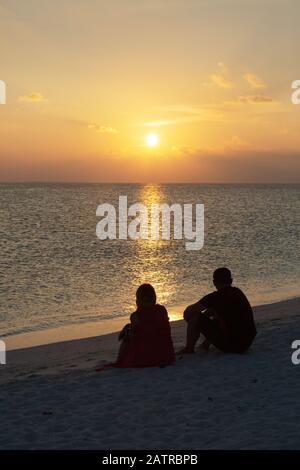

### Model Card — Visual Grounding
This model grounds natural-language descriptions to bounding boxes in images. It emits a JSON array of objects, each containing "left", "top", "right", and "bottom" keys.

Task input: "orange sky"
[{"left": 0, "top": 0, "right": 300, "bottom": 182}]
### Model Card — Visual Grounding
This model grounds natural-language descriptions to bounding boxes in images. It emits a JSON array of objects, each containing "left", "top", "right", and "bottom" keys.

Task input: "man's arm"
[
  {"left": 183, "top": 300, "right": 206, "bottom": 321},
  {"left": 202, "top": 307, "right": 217, "bottom": 319}
]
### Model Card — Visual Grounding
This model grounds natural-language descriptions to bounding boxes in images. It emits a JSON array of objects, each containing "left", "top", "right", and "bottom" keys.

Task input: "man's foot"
[
  {"left": 177, "top": 347, "right": 195, "bottom": 356},
  {"left": 199, "top": 339, "right": 211, "bottom": 351}
]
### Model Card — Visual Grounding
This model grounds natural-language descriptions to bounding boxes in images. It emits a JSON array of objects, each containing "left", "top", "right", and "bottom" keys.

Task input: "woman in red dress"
[{"left": 116, "top": 284, "right": 175, "bottom": 368}]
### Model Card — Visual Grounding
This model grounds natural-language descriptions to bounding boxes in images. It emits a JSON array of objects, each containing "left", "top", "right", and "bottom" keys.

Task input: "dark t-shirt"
[{"left": 200, "top": 286, "right": 257, "bottom": 345}]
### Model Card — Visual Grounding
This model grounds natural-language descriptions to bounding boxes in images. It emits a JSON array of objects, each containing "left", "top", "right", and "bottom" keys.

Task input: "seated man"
[
  {"left": 116, "top": 283, "right": 175, "bottom": 368},
  {"left": 182, "top": 268, "right": 257, "bottom": 354}
]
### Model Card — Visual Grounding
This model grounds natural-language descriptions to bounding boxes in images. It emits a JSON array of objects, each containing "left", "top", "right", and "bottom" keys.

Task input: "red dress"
[{"left": 117, "top": 304, "right": 175, "bottom": 368}]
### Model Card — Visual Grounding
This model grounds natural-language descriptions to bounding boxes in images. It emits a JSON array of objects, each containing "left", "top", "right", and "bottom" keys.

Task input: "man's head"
[
  {"left": 136, "top": 283, "right": 157, "bottom": 308},
  {"left": 213, "top": 267, "right": 232, "bottom": 290}
]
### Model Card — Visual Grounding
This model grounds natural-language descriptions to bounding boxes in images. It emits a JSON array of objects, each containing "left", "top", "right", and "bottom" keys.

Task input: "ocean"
[{"left": 0, "top": 183, "right": 299, "bottom": 337}]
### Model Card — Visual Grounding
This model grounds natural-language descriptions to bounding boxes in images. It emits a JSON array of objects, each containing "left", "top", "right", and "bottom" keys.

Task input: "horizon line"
[{"left": 0, "top": 181, "right": 299, "bottom": 185}]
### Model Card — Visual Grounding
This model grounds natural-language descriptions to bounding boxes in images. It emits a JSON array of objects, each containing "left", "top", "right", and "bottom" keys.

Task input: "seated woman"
[{"left": 116, "top": 284, "right": 175, "bottom": 368}]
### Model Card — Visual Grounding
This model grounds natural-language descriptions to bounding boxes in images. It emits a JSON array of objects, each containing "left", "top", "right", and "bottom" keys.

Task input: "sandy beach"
[{"left": 0, "top": 297, "right": 300, "bottom": 450}]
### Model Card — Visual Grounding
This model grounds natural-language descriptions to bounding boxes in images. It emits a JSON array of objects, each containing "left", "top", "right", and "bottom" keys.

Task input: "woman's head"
[{"left": 136, "top": 283, "right": 157, "bottom": 308}]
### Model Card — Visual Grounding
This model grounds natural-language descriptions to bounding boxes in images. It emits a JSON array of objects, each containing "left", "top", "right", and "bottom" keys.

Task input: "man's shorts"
[{"left": 197, "top": 315, "right": 250, "bottom": 353}]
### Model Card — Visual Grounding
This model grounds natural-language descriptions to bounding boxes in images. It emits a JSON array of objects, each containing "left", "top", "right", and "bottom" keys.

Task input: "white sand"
[{"left": 0, "top": 297, "right": 300, "bottom": 450}]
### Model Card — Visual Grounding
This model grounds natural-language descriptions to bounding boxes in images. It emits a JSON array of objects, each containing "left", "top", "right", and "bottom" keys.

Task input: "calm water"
[{"left": 0, "top": 183, "right": 299, "bottom": 337}]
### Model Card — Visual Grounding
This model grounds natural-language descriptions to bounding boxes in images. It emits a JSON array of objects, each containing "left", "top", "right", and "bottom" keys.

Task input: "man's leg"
[
  {"left": 181, "top": 313, "right": 228, "bottom": 354},
  {"left": 182, "top": 310, "right": 203, "bottom": 353}
]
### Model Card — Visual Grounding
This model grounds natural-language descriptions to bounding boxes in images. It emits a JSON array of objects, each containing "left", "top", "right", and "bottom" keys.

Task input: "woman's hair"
[{"left": 136, "top": 283, "right": 157, "bottom": 307}]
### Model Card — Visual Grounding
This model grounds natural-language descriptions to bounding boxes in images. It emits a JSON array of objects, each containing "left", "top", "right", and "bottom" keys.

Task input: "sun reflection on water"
[{"left": 129, "top": 184, "right": 181, "bottom": 320}]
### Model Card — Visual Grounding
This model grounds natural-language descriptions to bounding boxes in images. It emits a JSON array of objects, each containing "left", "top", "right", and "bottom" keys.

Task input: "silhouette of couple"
[{"left": 115, "top": 268, "right": 257, "bottom": 368}]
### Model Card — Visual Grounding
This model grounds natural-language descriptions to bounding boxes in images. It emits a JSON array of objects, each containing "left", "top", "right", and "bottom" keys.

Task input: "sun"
[{"left": 145, "top": 133, "right": 159, "bottom": 147}]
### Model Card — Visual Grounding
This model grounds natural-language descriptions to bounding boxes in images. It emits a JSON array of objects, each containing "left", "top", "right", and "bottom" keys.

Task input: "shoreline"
[
  {"left": 3, "top": 296, "right": 300, "bottom": 352},
  {"left": 1, "top": 296, "right": 300, "bottom": 449}
]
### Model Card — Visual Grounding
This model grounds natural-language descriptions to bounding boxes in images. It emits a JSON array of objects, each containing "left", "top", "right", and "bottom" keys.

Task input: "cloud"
[
  {"left": 142, "top": 116, "right": 199, "bottom": 127},
  {"left": 243, "top": 73, "right": 266, "bottom": 89},
  {"left": 217, "top": 62, "right": 229, "bottom": 74},
  {"left": 195, "top": 136, "right": 251, "bottom": 155},
  {"left": 88, "top": 124, "right": 117, "bottom": 133},
  {"left": 142, "top": 107, "right": 226, "bottom": 127},
  {"left": 143, "top": 119, "right": 179, "bottom": 127},
  {"left": 168, "top": 135, "right": 251, "bottom": 158},
  {"left": 62, "top": 119, "right": 118, "bottom": 133},
  {"left": 238, "top": 94, "right": 273, "bottom": 103},
  {"left": 211, "top": 74, "right": 234, "bottom": 89},
  {"left": 223, "top": 135, "right": 250, "bottom": 151},
  {"left": 18, "top": 92, "right": 46, "bottom": 103}
]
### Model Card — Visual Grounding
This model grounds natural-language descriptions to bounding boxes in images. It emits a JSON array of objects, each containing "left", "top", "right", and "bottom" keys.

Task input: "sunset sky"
[{"left": 0, "top": 0, "right": 300, "bottom": 182}]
